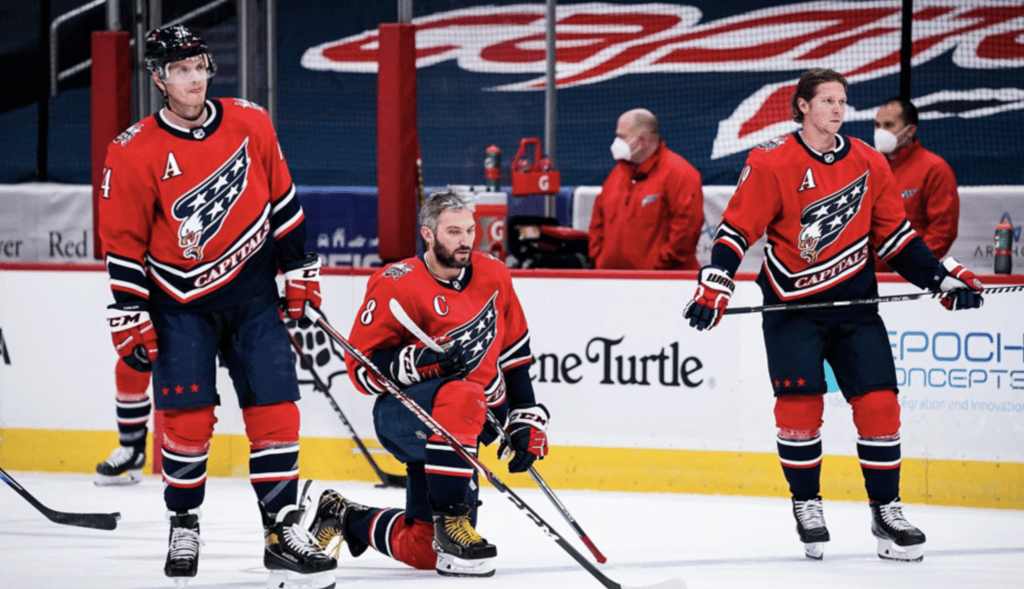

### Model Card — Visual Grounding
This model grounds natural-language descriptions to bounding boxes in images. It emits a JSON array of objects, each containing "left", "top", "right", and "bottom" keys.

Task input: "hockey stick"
[
  {"left": 304, "top": 304, "right": 686, "bottom": 589},
  {"left": 723, "top": 285, "right": 1024, "bottom": 316},
  {"left": 0, "top": 466, "right": 120, "bottom": 530},
  {"left": 286, "top": 330, "right": 407, "bottom": 489},
  {"left": 388, "top": 298, "right": 609, "bottom": 564}
]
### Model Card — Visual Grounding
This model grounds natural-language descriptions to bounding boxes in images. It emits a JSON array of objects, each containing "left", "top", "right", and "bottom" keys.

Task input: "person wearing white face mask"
[
  {"left": 873, "top": 98, "right": 960, "bottom": 272},
  {"left": 587, "top": 108, "right": 704, "bottom": 269}
]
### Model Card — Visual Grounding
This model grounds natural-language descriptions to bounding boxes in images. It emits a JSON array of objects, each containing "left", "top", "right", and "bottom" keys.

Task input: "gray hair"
[{"left": 418, "top": 187, "right": 475, "bottom": 234}]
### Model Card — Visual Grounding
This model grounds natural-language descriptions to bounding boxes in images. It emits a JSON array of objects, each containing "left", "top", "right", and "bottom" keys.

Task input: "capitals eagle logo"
[
  {"left": 798, "top": 171, "right": 867, "bottom": 263},
  {"left": 172, "top": 138, "right": 250, "bottom": 261}
]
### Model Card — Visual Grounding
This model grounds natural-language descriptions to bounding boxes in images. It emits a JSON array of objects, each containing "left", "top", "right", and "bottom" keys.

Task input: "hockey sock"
[
  {"left": 250, "top": 443, "right": 299, "bottom": 521},
  {"left": 243, "top": 403, "right": 301, "bottom": 522},
  {"left": 114, "top": 359, "right": 151, "bottom": 447},
  {"left": 344, "top": 507, "right": 408, "bottom": 562},
  {"left": 161, "top": 407, "right": 216, "bottom": 512},
  {"left": 777, "top": 430, "right": 823, "bottom": 500},
  {"left": 426, "top": 381, "right": 485, "bottom": 506},
  {"left": 162, "top": 445, "right": 209, "bottom": 511},
  {"left": 774, "top": 395, "right": 825, "bottom": 500},
  {"left": 851, "top": 390, "right": 902, "bottom": 503}
]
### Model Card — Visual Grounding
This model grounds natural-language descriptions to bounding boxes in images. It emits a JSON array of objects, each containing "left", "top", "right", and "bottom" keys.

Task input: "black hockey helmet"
[{"left": 144, "top": 25, "right": 216, "bottom": 80}]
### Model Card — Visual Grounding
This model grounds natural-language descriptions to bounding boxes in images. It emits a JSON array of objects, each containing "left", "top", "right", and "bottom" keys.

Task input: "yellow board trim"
[{"left": 1, "top": 428, "right": 1020, "bottom": 510}]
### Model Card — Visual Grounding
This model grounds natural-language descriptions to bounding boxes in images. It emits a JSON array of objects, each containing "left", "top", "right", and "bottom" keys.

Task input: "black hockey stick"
[
  {"left": 303, "top": 304, "right": 687, "bottom": 589},
  {"left": 387, "top": 298, "right": 609, "bottom": 564},
  {"left": 286, "top": 330, "right": 407, "bottom": 489},
  {"left": 0, "top": 466, "right": 120, "bottom": 530},
  {"left": 723, "top": 285, "right": 1024, "bottom": 316}
]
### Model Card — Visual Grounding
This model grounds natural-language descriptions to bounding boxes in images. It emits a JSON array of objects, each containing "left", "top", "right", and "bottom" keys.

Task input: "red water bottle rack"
[{"left": 510, "top": 137, "right": 561, "bottom": 196}]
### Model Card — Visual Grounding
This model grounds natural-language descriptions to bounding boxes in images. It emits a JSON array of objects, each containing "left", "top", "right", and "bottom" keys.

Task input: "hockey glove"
[
  {"left": 932, "top": 257, "right": 984, "bottom": 311},
  {"left": 107, "top": 302, "right": 158, "bottom": 372},
  {"left": 390, "top": 336, "right": 467, "bottom": 386},
  {"left": 498, "top": 405, "right": 550, "bottom": 473},
  {"left": 283, "top": 253, "right": 322, "bottom": 320},
  {"left": 683, "top": 265, "right": 735, "bottom": 331}
]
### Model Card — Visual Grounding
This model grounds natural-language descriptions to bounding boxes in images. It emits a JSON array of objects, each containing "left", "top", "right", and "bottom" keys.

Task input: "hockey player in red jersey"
[
  {"left": 98, "top": 25, "right": 334, "bottom": 588},
  {"left": 306, "top": 188, "right": 549, "bottom": 577},
  {"left": 684, "top": 69, "right": 984, "bottom": 562}
]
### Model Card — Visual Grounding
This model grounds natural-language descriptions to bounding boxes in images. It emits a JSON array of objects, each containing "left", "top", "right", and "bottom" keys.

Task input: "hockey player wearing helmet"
[{"left": 98, "top": 25, "right": 333, "bottom": 589}]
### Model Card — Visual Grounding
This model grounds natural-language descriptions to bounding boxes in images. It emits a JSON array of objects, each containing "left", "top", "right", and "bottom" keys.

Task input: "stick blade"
[
  {"left": 624, "top": 579, "right": 688, "bottom": 589},
  {"left": 46, "top": 510, "right": 121, "bottom": 530}
]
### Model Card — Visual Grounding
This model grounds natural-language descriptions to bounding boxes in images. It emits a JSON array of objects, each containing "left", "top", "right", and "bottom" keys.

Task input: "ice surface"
[{"left": 1, "top": 472, "right": 1021, "bottom": 589}]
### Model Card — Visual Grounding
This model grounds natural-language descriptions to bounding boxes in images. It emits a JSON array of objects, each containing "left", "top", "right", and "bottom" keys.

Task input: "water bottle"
[
  {"left": 484, "top": 145, "right": 501, "bottom": 192},
  {"left": 994, "top": 220, "right": 1012, "bottom": 274}
]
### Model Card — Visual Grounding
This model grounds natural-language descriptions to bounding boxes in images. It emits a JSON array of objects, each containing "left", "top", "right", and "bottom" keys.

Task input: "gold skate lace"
[{"left": 446, "top": 515, "right": 486, "bottom": 546}]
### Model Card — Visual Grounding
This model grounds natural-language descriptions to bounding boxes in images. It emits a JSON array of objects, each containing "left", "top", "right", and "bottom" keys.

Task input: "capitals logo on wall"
[
  {"left": 172, "top": 139, "right": 250, "bottom": 261},
  {"left": 302, "top": 1, "right": 1024, "bottom": 160}
]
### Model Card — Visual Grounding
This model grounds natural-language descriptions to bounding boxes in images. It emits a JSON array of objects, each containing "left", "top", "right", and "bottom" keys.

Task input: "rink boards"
[{"left": 0, "top": 266, "right": 1022, "bottom": 509}]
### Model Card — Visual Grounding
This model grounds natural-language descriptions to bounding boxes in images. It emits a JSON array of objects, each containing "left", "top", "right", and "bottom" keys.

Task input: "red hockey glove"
[
  {"left": 390, "top": 336, "right": 467, "bottom": 386},
  {"left": 683, "top": 265, "right": 735, "bottom": 331},
  {"left": 283, "top": 253, "right": 322, "bottom": 320},
  {"left": 498, "top": 405, "right": 550, "bottom": 473},
  {"left": 933, "top": 257, "right": 984, "bottom": 311},
  {"left": 107, "top": 302, "right": 158, "bottom": 372}
]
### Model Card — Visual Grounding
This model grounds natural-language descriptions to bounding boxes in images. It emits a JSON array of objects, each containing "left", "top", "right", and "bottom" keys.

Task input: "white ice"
[{"left": 1, "top": 472, "right": 1022, "bottom": 589}]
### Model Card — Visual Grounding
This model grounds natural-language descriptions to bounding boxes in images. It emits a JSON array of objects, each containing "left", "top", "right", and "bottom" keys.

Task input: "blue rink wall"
[{"left": 0, "top": 267, "right": 1022, "bottom": 510}]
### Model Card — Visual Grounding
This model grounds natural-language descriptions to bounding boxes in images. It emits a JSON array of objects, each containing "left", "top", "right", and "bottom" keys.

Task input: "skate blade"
[
  {"left": 172, "top": 578, "right": 191, "bottom": 589},
  {"left": 803, "top": 541, "right": 826, "bottom": 560},
  {"left": 266, "top": 570, "right": 336, "bottom": 589},
  {"left": 876, "top": 538, "right": 924, "bottom": 562},
  {"left": 94, "top": 469, "right": 143, "bottom": 486},
  {"left": 435, "top": 552, "right": 497, "bottom": 577}
]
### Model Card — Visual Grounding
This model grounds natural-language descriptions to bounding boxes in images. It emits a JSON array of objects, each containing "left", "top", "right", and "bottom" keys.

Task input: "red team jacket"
[
  {"left": 713, "top": 132, "right": 938, "bottom": 304},
  {"left": 346, "top": 253, "right": 533, "bottom": 409},
  {"left": 99, "top": 98, "right": 306, "bottom": 313},
  {"left": 588, "top": 141, "right": 704, "bottom": 270},
  {"left": 875, "top": 138, "right": 960, "bottom": 271}
]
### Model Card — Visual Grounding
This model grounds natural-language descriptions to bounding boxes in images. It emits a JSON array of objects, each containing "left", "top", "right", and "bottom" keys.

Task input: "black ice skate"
[
  {"left": 792, "top": 496, "right": 830, "bottom": 560},
  {"left": 304, "top": 487, "right": 370, "bottom": 559},
  {"left": 871, "top": 498, "right": 926, "bottom": 562},
  {"left": 94, "top": 443, "right": 145, "bottom": 486},
  {"left": 264, "top": 504, "right": 337, "bottom": 589},
  {"left": 432, "top": 502, "right": 497, "bottom": 577},
  {"left": 165, "top": 510, "right": 203, "bottom": 588}
]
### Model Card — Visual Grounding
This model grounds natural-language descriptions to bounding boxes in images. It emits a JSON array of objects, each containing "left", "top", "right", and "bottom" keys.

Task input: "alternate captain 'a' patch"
[
  {"left": 798, "top": 171, "right": 868, "bottom": 263},
  {"left": 172, "top": 138, "right": 251, "bottom": 261}
]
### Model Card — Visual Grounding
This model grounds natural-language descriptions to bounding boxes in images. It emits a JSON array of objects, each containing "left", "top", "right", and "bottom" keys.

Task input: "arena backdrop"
[
  {"left": 286, "top": 0, "right": 1024, "bottom": 188},
  {"left": 1, "top": 0, "right": 1022, "bottom": 187}
]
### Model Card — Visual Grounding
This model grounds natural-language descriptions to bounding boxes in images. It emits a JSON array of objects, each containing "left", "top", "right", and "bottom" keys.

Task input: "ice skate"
[
  {"left": 165, "top": 509, "right": 203, "bottom": 587},
  {"left": 792, "top": 496, "right": 830, "bottom": 560},
  {"left": 871, "top": 498, "right": 925, "bottom": 562},
  {"left": 94, "top": 444, "right": 145, "bottom": 486},
  {"left": 432, "top": 502, "right": 497, "bottom": 577},
  {"left": 304, "top": 487, "right": 370, "bottom": 559},
  {"left": 264, "top": 504, "right": 337, "bottom": 589}
]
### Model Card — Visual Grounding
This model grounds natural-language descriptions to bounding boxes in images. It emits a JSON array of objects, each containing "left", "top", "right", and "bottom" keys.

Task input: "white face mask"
[
  {"left": 874, "top": 127, "right": 900, "bottom": 154},
  {"left": 610, "top": 137, "right": 633, "bottom": 161}
]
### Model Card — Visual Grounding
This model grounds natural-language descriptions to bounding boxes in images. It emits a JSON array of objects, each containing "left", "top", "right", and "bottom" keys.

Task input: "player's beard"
[{"left": 433, "top": 240, "right": 472, "bottom": 269}]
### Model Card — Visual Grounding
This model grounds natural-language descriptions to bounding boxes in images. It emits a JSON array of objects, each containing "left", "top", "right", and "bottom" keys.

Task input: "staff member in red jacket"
[
  {"left": 588, "top": 108, "right": 704, "bottom": 270},
  {"left": 873, "top": 97, "right": 960, "bottom": 272}
]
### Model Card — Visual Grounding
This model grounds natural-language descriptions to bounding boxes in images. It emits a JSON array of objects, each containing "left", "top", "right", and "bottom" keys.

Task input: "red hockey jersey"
[
  {"left": 714, "top": 132, "right": 917, "bottom": 303},
  {"left": 346, "top": 253, "right": 532, "bottom": 408},
  {"left": 99, "top": 98, "right": 306, "bottom": 313}
]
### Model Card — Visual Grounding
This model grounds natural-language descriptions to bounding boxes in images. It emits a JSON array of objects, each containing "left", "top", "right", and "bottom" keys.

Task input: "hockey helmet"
[{"left": 144, "top": 25, "right": 216, "bottom": 80}]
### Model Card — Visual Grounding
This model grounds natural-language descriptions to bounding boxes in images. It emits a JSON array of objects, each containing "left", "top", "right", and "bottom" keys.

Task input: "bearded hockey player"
[
  {"left": 98, "top": 25, "right": 334, "bottom": 589},
  {"left": 306, "top": 188, "right": 550, "bottom": 578},
  {"left": 684, "top": 69, "right": 983, "bottom": 562}
]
